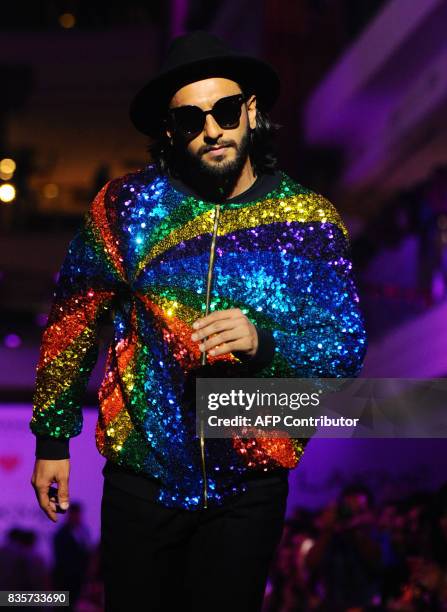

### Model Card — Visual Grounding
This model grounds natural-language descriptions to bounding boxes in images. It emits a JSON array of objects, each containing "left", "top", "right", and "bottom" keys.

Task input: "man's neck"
[
  {"left": 170, "top": 158, "right": 258, "bottom": 202},
  {"left": 224, "top": 159, "right": 257, "bottom": 200},
  {"left": 167, "top": 166, "right": 282, "bottom": 205}
]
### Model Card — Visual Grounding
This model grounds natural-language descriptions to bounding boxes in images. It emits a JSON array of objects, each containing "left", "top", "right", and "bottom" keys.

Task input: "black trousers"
[{"left": 100, "top": 474, "right": 289, "bottom": 612}]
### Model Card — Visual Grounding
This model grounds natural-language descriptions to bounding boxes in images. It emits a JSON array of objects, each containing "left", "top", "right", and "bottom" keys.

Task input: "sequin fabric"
[{"left": 30, "top": 165, "right": 367, "bottom": 509}]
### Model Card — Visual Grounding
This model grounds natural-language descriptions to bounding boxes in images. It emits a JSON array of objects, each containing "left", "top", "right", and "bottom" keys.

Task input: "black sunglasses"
[{"left": 167, "top": 93, "right": 247, "bottom": 139}]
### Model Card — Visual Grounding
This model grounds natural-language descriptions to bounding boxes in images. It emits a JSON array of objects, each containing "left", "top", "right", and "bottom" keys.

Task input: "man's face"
[{"left": 166, "top": 77, "right": 257, "bottom": 182}]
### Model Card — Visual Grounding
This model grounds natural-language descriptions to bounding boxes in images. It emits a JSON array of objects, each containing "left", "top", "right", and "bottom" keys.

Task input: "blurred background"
[{"left": 1, "top": 0, "right": 447, "bottom": 610}]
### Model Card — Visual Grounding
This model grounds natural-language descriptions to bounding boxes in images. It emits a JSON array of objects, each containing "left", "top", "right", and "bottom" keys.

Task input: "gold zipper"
[{"left": 199, "top": 203, "right": 221, "bottom": 509}]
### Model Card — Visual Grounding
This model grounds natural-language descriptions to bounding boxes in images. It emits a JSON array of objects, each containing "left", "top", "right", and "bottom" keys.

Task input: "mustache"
[{"left": 199, "top": 141, "right": 236, "bottom": 155}]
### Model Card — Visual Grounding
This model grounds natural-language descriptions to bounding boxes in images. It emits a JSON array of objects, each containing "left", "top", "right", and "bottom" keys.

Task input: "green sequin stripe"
[
  {"left": 146, "top": 285, "right": 203, "bottom": 313},
  {"left": 146, "top": 285, "right": 291, "bottom": 332},
  {"left": 291, "top": 437, "right": 309, "bottom": 459},
  {"left": 124, "top": 341, "right": 153, "bottom": 426},
  {"left": 257, "top": 350, "right": 297, "bottom": 377},
  {"left": 118, "top": 427, "right": 153, "bottom": 471}
]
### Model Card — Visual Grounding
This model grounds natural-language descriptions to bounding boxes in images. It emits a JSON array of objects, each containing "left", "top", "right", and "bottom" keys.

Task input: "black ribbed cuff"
[
  {"left": 232, "top": 326, "right": 276, "bottom": 372},
  {"left": 35, "top": 436, "right": 70, "bottom": 460}
]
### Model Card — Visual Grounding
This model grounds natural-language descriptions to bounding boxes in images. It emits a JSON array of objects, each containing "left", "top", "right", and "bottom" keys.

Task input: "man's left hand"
[{"left": 191, "top": 308, "right": 258, "bottom": 358}]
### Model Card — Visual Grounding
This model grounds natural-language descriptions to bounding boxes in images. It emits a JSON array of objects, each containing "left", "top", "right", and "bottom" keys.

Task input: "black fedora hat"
[{"left": 129, "top": 30, "right": 280, "bottom": 137}]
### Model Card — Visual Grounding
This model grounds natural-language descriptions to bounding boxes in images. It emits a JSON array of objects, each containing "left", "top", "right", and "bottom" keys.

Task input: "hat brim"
[{"left": 129, "top": 55, "right": 280, "bottom": 137}]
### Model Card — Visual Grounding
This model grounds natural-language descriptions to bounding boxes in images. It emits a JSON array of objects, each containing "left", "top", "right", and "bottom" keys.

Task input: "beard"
[{"left": 171, "top": 127, "right": 251, "bottom": 201}]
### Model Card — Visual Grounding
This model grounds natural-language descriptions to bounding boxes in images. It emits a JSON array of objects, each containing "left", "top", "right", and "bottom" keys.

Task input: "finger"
[
  {"left": 209, "top": 337, "right": 251, "bottom": 357},
  {"left": 36, "top": 485, "right": 58, "bottom": 523},
  {"left": 200, "top": 326, "right": 247, "bottom": 352},
  {"left": 56, "top": 477, "right": 70, "bottom": 510},
  {"left": 193, "top": 308, "right": 243, "bottom": 329},
  {"left": 193, "top": 317, "right": 246, "bottom": 341},
  {"left": 48, "top": 492, "right": 58, "bottom": 513}
]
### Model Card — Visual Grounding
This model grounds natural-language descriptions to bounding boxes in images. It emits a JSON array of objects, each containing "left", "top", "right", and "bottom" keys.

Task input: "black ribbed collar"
[{"left": 167, "top": 170, "right": 282, "bottom": 203}]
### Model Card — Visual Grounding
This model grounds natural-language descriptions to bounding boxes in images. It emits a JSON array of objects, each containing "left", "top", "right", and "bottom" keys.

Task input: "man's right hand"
[{"left": 31, "top": 459, "right": 70, "bottom": 522}]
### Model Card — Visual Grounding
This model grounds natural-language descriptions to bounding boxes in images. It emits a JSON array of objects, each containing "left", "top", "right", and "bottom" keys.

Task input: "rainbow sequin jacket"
[{"left": 30, "top": 165, "right": 367, "bottom": 509}]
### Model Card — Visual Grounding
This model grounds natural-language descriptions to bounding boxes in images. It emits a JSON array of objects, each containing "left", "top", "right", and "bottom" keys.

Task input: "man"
[{"left": 30, "top": 31, "right": 367, "bottom": 612}]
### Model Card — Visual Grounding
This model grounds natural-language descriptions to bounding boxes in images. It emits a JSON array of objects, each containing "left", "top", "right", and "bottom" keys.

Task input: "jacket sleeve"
[
  {"left": 30, "top": 181, "right": 123, "bottom": 453},
  {"left": 264, "top": 200, "right": 367, "bottom": 378},
  {"left": 231, "top": 325, "right": 276, "bottom": 373}
]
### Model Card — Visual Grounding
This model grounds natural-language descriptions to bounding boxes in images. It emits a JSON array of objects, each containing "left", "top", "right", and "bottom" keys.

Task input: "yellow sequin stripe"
[
  {"left": 146, "top": 293, "right": 201, "bottom": 324},
  {"left": 33, "top": 327, "right": 96, "bottom": 413},
  {"left": 134, "top": 191, "right": 347, "bottom": 276},
  {"left": 103, "top": 406, "right": 134, "bottom": 457},
  {"left": 119, "top": 350, "right": 137, "bottom": 398},
  {"left": 219, "top": 191, "right": 348, "bottom": 237}
]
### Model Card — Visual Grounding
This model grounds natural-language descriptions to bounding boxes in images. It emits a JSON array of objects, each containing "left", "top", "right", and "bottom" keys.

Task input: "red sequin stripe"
[
  {"left": 91, "top": 180, "right": 127, "bottom": 281},
  {"left": 98, "top": 334, "right": 137, "bottom": 425},
  {"left": 99, "top": 373, "right": 126, "bottom": 428},
  {"left": 37, "top": 290, "right": 114, "bottom": 370},
  {"left": 95, "top": 419, "right": 106, "bottom": 453},
  {"left": 232, "top": 434, "right": 298, "bottom": 469},
  {"left": 98, "top": 349, "right": 126, "bottom": 427},
  {"left": 98, "top": 303, "right": 138, "bottom": 424},
  {"left": 98, "top": 345, "right": 116, "bottom": 402}
]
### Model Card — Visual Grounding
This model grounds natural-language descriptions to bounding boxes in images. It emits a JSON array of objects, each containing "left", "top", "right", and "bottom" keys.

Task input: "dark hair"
[{"left": 146, "top": 90, "right": 281, "bottom": 177}]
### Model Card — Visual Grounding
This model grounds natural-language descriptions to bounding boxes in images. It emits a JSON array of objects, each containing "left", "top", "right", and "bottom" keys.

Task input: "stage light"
[
  {"left": 0, "top": 183, "right": 16, "bottom": 202},
  {"left": 59, "top": 13, "right": 76, "bottom": 28},
  {"left": 0, "top": 158, "right": 16, "bottom": 174},
  {"left": 0, "top": 158, "right": 16, "bottom": 179},
  {"left": 43, "top": 183, "right": 59, "bottom": 199}
]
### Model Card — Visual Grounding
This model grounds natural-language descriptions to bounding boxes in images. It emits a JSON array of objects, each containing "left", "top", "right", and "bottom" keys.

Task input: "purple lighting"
[{"left": 4, "top": 333, "right": 22, "bottom": 348}]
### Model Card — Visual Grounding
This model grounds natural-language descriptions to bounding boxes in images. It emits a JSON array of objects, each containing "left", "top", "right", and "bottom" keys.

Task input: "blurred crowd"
[
  {"left": 1, "top": 483, "right": 446, "bottom": 612},
  {"left": 263, "top": 482, "right": 447, "bottom": 612},
  {"left": 0, "top": 502, "right": 103, "bottom": 611}
]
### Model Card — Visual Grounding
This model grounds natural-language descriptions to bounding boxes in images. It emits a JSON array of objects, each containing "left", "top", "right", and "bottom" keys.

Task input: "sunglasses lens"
[
  {"left": 171, "top": 107, "right": 204, "bottom": 137},
  {"left": 213, "top": 96, "right": 243, "bottom": 129},
  {"left": 169, "top": 95, "right": 244, "bottom": 138}
]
